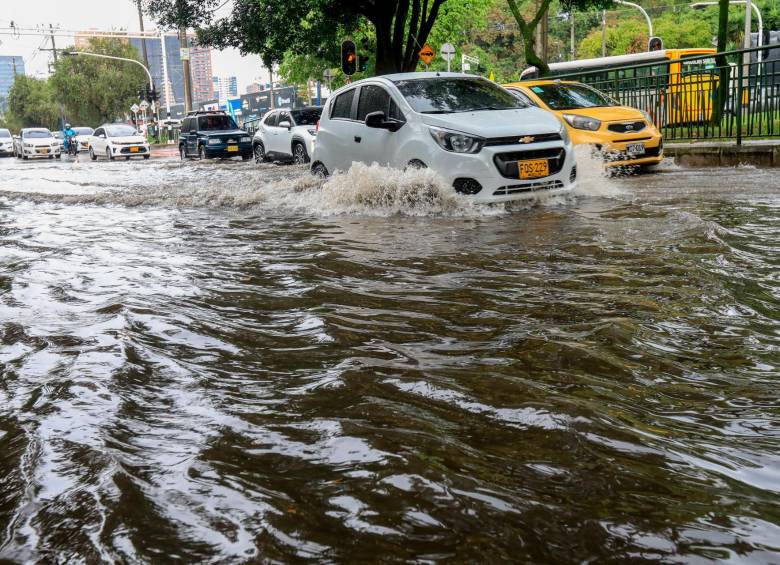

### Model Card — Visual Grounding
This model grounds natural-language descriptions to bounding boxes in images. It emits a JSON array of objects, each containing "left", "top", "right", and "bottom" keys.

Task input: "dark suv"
[{"left": 179, "top": 111, "right": 252, "bottom": 160}]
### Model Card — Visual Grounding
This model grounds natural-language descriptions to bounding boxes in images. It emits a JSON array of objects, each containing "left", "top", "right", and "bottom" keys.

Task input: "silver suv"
[{"left": 252, "top": 107, "right": 322, "bottom": 164}]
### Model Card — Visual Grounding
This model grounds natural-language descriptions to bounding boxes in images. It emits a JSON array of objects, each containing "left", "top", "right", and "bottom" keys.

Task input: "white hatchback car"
[
  {"left": 312, "top": 73, "right": 577, "bottom": 202},
  {"left": 253, "top": 107, "right": 322, "bottom": 164},
  {"left": 15, "top": 128, "right": 61, "bottom": 160},
  {"left": 89, "top": 124, "right": 150, "bottom": 161}
]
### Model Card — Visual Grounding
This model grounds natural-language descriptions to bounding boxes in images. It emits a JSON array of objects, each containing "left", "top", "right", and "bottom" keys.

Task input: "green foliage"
[
  {"left": 49, "top": 38, "right": 148, "bottom": 126},
  {"left": 4, "top": 76, "right": 59, "bottom": 130}
]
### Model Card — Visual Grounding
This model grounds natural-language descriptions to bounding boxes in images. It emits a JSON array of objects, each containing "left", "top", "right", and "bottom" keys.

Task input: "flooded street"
[{"left": 1, "top": 155, "right": 779, "bottom": 562}]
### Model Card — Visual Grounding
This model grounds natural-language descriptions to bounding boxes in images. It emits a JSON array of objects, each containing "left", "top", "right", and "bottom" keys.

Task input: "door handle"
[{"left": 354, "top": 136, "right": 362, "bottom": 143}]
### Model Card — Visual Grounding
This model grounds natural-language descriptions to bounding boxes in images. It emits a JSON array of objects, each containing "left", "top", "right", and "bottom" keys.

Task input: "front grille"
[
  {"left": 485, "top": 132, "right": 561, "bottom": 147},
  {"left": 493, "top": 148, "right": 566, "bottom": 179},
  {"left": 119, "top": 147, "right": 148, "bottom": 154},
  {"left": 607, "top": 121, "right": 646, "bottom": 133},
  {"left": 614, "top": 136, "right": 653, "bottom": 143},
  {"left": 493, "top": 180, "right": 565, "bottom": 196}
]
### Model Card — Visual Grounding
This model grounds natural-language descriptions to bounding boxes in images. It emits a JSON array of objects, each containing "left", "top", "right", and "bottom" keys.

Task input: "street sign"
[
  {"left": 180, "top": 48, "right": 190, "bottom": 61},
  {"left": 139, "top": 100, "right": 150, "bottom": 111},
  {"left": 419, "top": 43, "right": 436, "bottom": 66},
  {"left": 130, "top": 103, "right": 140, "bottom": 114},
  {"left": 440, "top": 43, "right": 456, "bottom": 62}
]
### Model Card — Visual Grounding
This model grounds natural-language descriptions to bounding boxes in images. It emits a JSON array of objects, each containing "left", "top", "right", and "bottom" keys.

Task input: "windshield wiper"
[
  {"left": 420, "top": 110, "right": 453, "bottom": 114},
  {"left": 461, "top": 106, "right": 516, "bottom": 112}
]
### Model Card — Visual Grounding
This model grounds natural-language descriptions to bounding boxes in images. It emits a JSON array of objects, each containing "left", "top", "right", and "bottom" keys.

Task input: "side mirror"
[
  {"left": 365, "top": 111, "right": 401, "bottom": 132},
  {"left": 99, "top": 134, "right": 106, "bottom": 139},
  {"left": 279, "top": 120, "right": 292, "bottom": 129}
]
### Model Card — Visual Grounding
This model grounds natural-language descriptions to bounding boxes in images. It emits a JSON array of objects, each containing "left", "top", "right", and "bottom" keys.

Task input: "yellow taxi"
[{"left": 503, "top": 80, "right": 663, "bottom": 168}]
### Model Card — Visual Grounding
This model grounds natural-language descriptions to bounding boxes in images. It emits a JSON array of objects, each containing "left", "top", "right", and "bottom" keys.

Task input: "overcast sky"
[{"left": 0, "top": 1, "right": 270, "bottom": 91}]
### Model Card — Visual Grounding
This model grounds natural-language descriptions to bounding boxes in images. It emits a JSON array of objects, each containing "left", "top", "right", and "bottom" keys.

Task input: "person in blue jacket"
[{"left": 62, "top": 123, "right": 77, "bottom": 153}]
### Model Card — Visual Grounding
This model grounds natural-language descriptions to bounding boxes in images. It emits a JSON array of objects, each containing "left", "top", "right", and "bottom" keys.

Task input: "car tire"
[
  {"left": 22, "top": 154, "right": 28, "bottom": 160},
  {"left": 180, "top": 146, "right": 187, "bottom": 160},
  {"left": 89, "top": 148, "right": 97, "bottom": 161},
  {"left": 293, "top": 142, "right": 309, "bottom": 165},
  {"left": 198, "top": 145, "right": 206, "bottom": 160},
  {"left": 253, "top": 142, "right": 266, "bottom": 164},
  {"left": 126, "top": 157, "right": 130, "bottom": 161},
  {"left": 407, "top": 159, "right": 427, "bottom": 169},
  {"left": 107, "top": 148, "right": 114, "bottom": 161},
  {"left": 143, "top": 155, "right": 150, "bottom": 160},
  {"left": 55, "top": 154, "right": 61, "bottom": 160},
  {"left": 311, "top": 162, "right": 329, "bottom": 178}
]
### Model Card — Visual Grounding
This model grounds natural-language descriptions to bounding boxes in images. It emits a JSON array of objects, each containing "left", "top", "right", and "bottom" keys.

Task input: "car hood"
[
  {"left": 109, "top": 136, "right": 146, "bottom": 144},
  {"left": 419, "top": 107, "right": 562, "bottom": 138},
  {"left": 26, "top": 138, "right": 56, "bottom": 144},
  {"left": 551, "top": 106, "right": 645, "bottom": 122},
  {"left": 204, "top": 130, "right": 246, "bottom": 137}
]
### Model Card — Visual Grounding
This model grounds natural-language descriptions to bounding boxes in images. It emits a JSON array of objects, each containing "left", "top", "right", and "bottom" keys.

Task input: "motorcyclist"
[{"left": 62, "top": 123, "right": 77, "bottom": 154}]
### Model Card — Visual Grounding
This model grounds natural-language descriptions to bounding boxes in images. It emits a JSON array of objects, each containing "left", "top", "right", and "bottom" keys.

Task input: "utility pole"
[
  {"left": 49, "top": 24, "right": 58, "bottom": 63},
  {"left": 179, "top": 26, "right": 193, "bottom": 113},
  {"left": 136, "top": 0, "right": 150, "bottom": 73},
  {"left": 743, "top": 0, "right": 753, "bottom": 68},
  {"left": 570, "top": 10, "right": 576, "bottom": 60}
]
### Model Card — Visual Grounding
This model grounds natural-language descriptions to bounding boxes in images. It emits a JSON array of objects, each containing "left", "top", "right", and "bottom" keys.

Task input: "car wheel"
[
  {"left": 106, "top": 148, "right": 114, "bottom": 161},
  {"left": 126, "top": 156, "right": 130, "bottom": 161},
  {"left": 55, "top": 154, "right": 61, "bottom": 160},
  {"left": 180, "top": 146, "right": 187, "bottom": 160},
  {"left": 143, "top": 155, "right": 150, "bottom": 160},
  {"left": 22, "top": 154, "right": 28, "bottom": 160},
  {"left": 407, "top": 159, "right": 427, "bottom": 169},
  {"left": 293, "top": 142, "right": 309, "bottom": 165},
  {"left": 311, "top": 162, "right": 329, "bottom": 178},
  {"left": 89, "top": 148, "right": 97, "bottom": 161},
  {"left": 198, "top": 145, "right": 206, "bottom": 160},
  {"left": 253, "top": 142, "right": 266, "bottom": 164}
]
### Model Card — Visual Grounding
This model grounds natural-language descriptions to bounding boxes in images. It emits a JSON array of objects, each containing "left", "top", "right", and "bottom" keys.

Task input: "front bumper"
[
  {"left": 110, "top": 144, "right": 151, "bottom": 156},
  {"left": 22, "top": 146, "right": 61, "bottom": 157},
  {"left": 431, "top": 142, "right": 577, "bottom": 204},
  {"left": 203, "top": 142, "right": 253, "bottom": 158},
  {"left": 569, "top": 124, "right": 664, "bottom": 167}
]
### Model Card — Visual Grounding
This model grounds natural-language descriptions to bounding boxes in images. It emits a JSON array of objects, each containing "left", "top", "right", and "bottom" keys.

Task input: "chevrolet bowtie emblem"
[{"left": 520, "top": 136, "right": 535, "bottom": 144}]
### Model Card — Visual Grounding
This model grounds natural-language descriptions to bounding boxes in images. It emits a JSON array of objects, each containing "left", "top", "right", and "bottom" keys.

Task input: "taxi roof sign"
[{"left": 419, "top": 44, "right": 436, "bottom": 66}]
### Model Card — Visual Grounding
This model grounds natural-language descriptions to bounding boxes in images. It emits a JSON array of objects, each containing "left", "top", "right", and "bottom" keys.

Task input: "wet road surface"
[{"left": 1, "top": 155, "right": 779, "bottom": 562}]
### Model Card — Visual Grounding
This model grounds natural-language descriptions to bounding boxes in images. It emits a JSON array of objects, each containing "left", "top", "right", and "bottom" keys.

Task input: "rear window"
[
  {"left": 331, "top": 89, "right": 356, "bottom": 119},
  {"left": 291, "top": 108, "right": 322, "bottom": 126}
]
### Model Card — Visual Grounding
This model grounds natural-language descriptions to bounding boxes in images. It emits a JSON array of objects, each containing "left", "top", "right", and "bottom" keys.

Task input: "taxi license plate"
[
  {"left": 227, "top": 145, "right": 239, "bottom": 152},
  {"left": 626, "top": 143, "right": 645, "bottom": 155},
  {"left": 130, "top": 146, "right": 140, "bottom": 153},
  {"left": 36, "top": 148, "right": 49, "bottom": 154},
  {"left": 518, "top": 159, "right": 549, "bottom": 179}
]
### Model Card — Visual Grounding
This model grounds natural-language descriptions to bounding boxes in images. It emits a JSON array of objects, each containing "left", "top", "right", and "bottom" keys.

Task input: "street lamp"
[
  {"left": 691, "top": 1, "right": 763, "bottom": 62},
  {"left": 615, "top": 0, "right": 653, "bottom": 38}
]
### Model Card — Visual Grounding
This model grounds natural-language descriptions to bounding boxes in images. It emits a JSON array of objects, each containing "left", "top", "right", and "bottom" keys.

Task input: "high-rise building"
[
  {"left": 0, "top": 56, "right": 25, "bottom": 111},
  {"left": 189, "top": 46, "right": 213, "bottom": 106},
  {"left": 212, "top": 75, "right": 238, "bottom": 102}
]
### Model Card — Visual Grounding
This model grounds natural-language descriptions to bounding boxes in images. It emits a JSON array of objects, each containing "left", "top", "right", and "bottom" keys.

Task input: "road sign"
[
  {"left": 440, "top": 43, "right": 456, "bottom": 62},
  {"left": 139, "top": 100, "right": 150, "bottom": 111},
  {"left": 130, "top": 103, "right": 140, "bottom": 114},
  {"left": 419, "top": 43, "right": 436, "bottom": 66}
]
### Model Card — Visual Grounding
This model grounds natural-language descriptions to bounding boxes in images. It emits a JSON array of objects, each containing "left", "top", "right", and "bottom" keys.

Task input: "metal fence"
[{"left": 551, "top": 45, "right": 780, "bottom": 144}]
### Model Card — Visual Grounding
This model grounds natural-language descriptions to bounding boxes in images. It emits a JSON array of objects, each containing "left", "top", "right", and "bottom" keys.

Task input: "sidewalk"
[
  {"left": 665, "top": 139, "right": 780, "bottom": 167},
  {"left": 151, "top": 143, "right": 180, "bottom": 159}
]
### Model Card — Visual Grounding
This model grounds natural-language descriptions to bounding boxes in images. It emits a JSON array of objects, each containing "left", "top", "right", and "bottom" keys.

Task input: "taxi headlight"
[
  {"left": 429, "top": 126, "right": 485, "bottom": 154},
  {"left": 562, "top": 114, "right": 601, "bottom": 131}
]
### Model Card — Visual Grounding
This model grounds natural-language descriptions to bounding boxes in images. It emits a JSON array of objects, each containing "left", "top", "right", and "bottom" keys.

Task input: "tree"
[
  {"left": 506, "top": 0, "right": 613, "bottom": 76},
  {"left": 49, "top": 38, "right": 148, "bottom": 126},
  {"left": 143, "top": 0, "right": 451, "bottom": 75},
  {"left": 4, "top": 76, "right": 59, "bottom": 130}
]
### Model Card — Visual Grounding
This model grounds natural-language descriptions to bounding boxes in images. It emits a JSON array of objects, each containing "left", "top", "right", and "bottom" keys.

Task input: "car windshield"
[
  {"left": 106, "top": 125, "right": 138, "bottom": 137},
  {"left": 74, "top": 127, "right": 94, "bottom": 135},
  {"left": 527, "top": 83, "right": 618, "bottom": 110},
  {"left": 25, "top": 130, "right": 52, "bottom": 138},
  {"left": 393, "top": 77, "right": 526, "bottom": 114},
  {"left": 198, "top": 115, "right": 238, "bottom": 130},
  {"left": 290, "top": 109, "right": 322, "bottom": 126},
  {"left": 0, "top": 129, "right": 10, "bottom": 138},
  {"left": 53, "top": 132, "right": 64, "bottom": 139}
]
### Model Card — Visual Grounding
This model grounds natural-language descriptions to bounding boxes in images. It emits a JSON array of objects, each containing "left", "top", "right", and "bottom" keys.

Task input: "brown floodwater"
[{"left": 0, "top": 155, "right": 779, "bottom": 563}]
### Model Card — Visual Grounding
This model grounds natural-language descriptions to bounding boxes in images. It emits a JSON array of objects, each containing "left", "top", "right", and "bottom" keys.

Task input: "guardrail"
[{"left": 548, "top": 45, "right": 780, "bottom": 144}]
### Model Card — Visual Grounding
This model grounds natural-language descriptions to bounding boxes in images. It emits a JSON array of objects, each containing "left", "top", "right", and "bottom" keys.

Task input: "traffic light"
[
  {"left": 150, "top": 87, "right": 159, "bottom": 103},
  {"left": 358, "top": 55, "right": 370, "bottom": 73},
  {"left": 341, "top": 40, "right": 357, "bottom": 76},
  {"left": 138, "top": 87, "right": 146, "bottom": 101}
]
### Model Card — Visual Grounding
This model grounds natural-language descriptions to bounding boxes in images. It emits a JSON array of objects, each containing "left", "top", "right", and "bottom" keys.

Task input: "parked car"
[
  {"left": 504, "top": 80, "right": 663, "bottom": 169},
  {"left": 253, "top": 107, "right": 322, "bottom": 164},
  {"left": 0, "top": 129, "right": 13, "bottom": 157},
  {"left": 311, "top": 72, "right": 576, "bottom": 202},
  {"left": 14, "top": 128, "right": 61, "bottom": 160},
  {"left": 73, "top": 127, "right": 95, "bottom": 152},
  {"left": 89, "top": 124, "right": 150, "bottom": 161},
  {"left": 178, "top": 111, "right": 252, "bottom": 161}
]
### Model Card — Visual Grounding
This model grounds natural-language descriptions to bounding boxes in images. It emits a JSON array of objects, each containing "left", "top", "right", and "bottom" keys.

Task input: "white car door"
[
  {"left": 322, "top": 87, "right": 360, "bottom": 172},
  {"left": 275, "top": 111, "right": 294, "bottom": 157},
  {"left": 352, "top": 84, "right": 406, "bottom": 167},
  {"left": 92, "top": 128, "right": 107, "bottom": 154}
]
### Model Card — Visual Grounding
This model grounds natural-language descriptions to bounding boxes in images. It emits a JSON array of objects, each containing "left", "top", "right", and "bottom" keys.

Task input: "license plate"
[
  {"left": 626, "top": 143, "right": 645, "bottom": 155},
  {"left": 227, "top": 145, "right": 239, "bottom": 152},
  {"left": 36, "top": 148, "right": 49, "bottom": 154},
  {"left": 518, "top": 159, "right": 549, "bottom": 179},
  {"left": 130, "top": 146, "right": 140, "bottom": 153}
]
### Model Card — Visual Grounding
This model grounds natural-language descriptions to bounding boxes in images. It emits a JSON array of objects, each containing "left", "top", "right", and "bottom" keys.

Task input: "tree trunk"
[
  {"left": 375, "top": 19, "right": 398, "bottom": 75},
  {"left": 712, "top": 0, "right": 730, "bottom": 124},
  {"left": 507, "top": 0, "right": 553, "bottom": 77}
]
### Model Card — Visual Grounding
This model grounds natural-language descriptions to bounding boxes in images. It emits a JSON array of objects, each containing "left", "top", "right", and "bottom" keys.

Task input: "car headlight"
[
  {"left": 429, "top": 126, "right": 485, "bottom": 154},
  {"left": 558, "top": 124, "right": 570, "bottom": 144},
  {"left": 562, "top": 114, "right": 601, "bottom": 131},
  {"left": 24, "top": 143, "right": 33, "bottom": 148},
  {"left": 208, "top": 138, "right": 221, "bottom": 145},
  {"left": 307, "top": 128, "right": 317, "bottom": 137},
  {"left": 240, "top": 136, "right": 251, "bottom": 143}
]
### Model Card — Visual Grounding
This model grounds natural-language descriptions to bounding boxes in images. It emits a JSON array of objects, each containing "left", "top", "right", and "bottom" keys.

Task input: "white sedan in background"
[
  {"left": 89, "top": 124, "right": 150, "bottom": 161},
  {"left": 15, "top": 128, "right": 61, "bottom": 160},
  {"left": 73, "top": 126, "right": 95, "bottom": 152}
]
